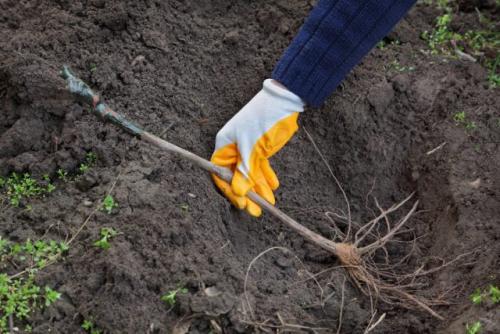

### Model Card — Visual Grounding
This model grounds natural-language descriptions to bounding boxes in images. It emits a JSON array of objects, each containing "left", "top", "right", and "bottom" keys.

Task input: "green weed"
[
  {"left": 453, "top": 111, "right": 476, "bottom": 131},
  {"left": 421, "top": 13, "right": 462, "bottom": 55},
  {"left": 79, "top": 152, "right": 98, "bottom": 174},
  {"left": 489, "top": 285, "right": 500, "bottom": 304},
  {"left": 470, "top": 288, "right": 483, "bottom": 305},
  {"left": 486, "top": 56, "right": 500, "bottom": 88},
  {"left": 94, "top": 228, "right": 118, "bottom": 250},
  {"left": 1, "top": 173, "right": 56, "bottom": 207},
  {"left": 101, "top": 195, "right": 118, "bottom": 214},
  {"left": 422, "top": 2, "right": 500, "bottom": 88},
  {"left": 466, "top": 285, "right": 500, "bottom": 333},
  {"left": 0, "top": 273, "right": 61, "bottom": 332},
  {"left": 161, "top": 287, "right": 188, "bottom": 307},
  {"left": 82, "top": 318, "right": 102, "bottom": 334},
  {"left": 388, "top": 60, "right": 415, "bottom": 72},
  {"left": 57, "top": 168, "right": 69, "bottom": 182},
  {"left": 0, "top": 237, "right": 68, "bottom": 270},
  {"left": 466, "top": 321, "right": 482, "bottom": 334}
]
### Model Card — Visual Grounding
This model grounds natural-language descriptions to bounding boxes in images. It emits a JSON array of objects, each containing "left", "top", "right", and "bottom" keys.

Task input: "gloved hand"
[{"left": 211, "top": 79, "right": 304, "bottom": 217}]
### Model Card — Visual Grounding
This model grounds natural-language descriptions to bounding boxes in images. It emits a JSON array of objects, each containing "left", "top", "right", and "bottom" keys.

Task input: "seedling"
[
  {"left": 421, "top": 13, "right": 461, "bottom": 55},
  {"left": 470, "top": 288, "right": 483, "bottom": 305},
  {"left": 79, "top": 164, "right": 90, "bottom": 173},
  {"left": 489, "top": 285, "right": 500, "bottom": 304},
  {"left": 453, "top": 111, "right": 477, "bottom": 131},
  {"left": 86, "top": 152, "right": 97, "bottom": 164},
  {"left": 82, "top": 319, "right": 102, "bottom": 334},
  {"left": 1, "top": 238, "right": 68, "bottom": 269},
  {"left": 89, "top": 64, "right": 97, "bottom": 72},
  {"left": 79, "top": 151, "right": 98, "bottom": 174},
  {"left": 94, "top": 227, "right": 118, "bottom": 250},
  {"left": 453, "top": 111, "right": 466, "bottom": 123},
  {"left": 101, "top": 195, "right": 118, "bottom": 214},
  {"left": 0, "top": 273, "right": 60, "bottom": 333},
  {"left": 466, "top": 321, "right": 482, "bottom": 334},
  {"left": 2, "top": 173, "right": 55, "bottom": 207},
  {"left": 388, "top": 60, "right": 415, "bottom": 73},
  {"left": 57, "top": 168, "right": 69, "bottom": 181},
  {"left": 422, "top": 2, "right": 499, "bottom": 89},
  {"left": 161, "top": 287, "right": 188, "bottom": 307},
  {"left": 487, "top": 56, "right": 500, "bottom": 88},
  {"left": 376, "top": 40, "right": 386, "bottom": 50},
  {"left": 44, "top": 287, "right": 61, "bottom": 306}
]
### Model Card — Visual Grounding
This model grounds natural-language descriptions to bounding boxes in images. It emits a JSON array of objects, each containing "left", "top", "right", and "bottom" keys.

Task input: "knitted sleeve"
[{"left": 272, "top": 0, "right": 416, "bottom": 107}]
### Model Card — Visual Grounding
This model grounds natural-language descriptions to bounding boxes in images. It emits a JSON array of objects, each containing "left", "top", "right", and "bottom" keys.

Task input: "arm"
[
  {"left": 211, "top": 0, "right": 416, "bottom": 216},
  {"left": 273, "top": 0, "right": 416, "bottom": 107}
]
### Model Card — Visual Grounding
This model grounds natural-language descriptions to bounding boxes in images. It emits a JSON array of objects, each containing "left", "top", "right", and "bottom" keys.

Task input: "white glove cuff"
[{"left": 263, "top": 79, "right": 305, "bottom": 112}]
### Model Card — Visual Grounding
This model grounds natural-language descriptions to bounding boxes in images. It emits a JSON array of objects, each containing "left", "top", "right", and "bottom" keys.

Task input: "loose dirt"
[{"left": 0, "top": 1, "right": 499, "bottom": 333}]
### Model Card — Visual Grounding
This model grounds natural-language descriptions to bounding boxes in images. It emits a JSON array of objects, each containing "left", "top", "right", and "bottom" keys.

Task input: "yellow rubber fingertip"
[
  {"left": 254, "top": 183, "right": 276, "bottom": 205},
  {"left": 246, "top": 200, "right": 262, "bottom": 217},
  {"left": 261, "top": 159, "right": 280, "bottom": 190},
  {"left": 232, "top": 170, "right": 254, "bottom": 197},
  {"left": 212, "top": 174, "right": 246, "bottom": 209}
]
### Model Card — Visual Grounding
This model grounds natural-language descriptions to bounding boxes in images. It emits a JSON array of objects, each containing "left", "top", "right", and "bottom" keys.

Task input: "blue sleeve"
[{"left": 272, "top": 0, "right": 416, "bottom": 107}]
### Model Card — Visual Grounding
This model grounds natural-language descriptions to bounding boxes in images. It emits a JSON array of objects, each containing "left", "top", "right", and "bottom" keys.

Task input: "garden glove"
[{"left": 211, "top": 79, "right": 304, "bottom": 217}]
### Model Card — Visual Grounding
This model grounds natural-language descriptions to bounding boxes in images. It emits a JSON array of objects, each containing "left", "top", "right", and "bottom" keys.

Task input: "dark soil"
[{"left": 1, "top": 1, "right": 499, "bottom": 333}]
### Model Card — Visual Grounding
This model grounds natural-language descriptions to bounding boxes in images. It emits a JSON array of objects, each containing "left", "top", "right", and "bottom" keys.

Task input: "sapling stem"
[{"left": 60, "top": 66, "right": 445, "bottom": 319}]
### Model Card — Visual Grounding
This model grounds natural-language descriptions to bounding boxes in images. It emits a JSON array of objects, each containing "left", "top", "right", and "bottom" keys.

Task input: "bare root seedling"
[{"left": 302, "top": 127, "right": 463, "bottom": 320}]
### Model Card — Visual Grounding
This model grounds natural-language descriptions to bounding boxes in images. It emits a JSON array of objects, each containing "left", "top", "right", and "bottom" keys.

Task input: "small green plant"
[
  {"left": 94, "top": 228, "right": 118, "bottom": 250},
  {"left": 487, "top": 56, "right": 500, "bottom": 88},
  {"left": 422, "top": 2, "right": 499, "bottom": 89},
  {"left": 388, "top": 60, "right": 415, "bottom": 72},
  {"left": 79, "top": 151, "right": 98, "bottom": 174},
  {"left": 44, "top": 287, "right": 61, "bottom": 306},
  {"left": 86, "top": 152, "right": 97, "bottom": 164},
  {"left": 466, "top": 321, "right": 482, "bottom": 334},
  {"left": 57, "top": 168, "right": 69, "bottom": 181},
  {"left": 101, "top": 195, "right": 118, "bottom": 214},
  {"left": 1, "top": 237, "right": 69, "bottom": 270},
  {"left": 421, "top": 13, "right": 462, "bottom": 55},
  {"left": 1, "top": 173, "right": 55, "bottom": 207},
  {"left": 376, "top": 40, "right": 387, "bottom": 50},
  {"left": 453, "top": 111, "right": 477, "bottom": 131},
  {"left": 82, "top": 318, "right": 102, "bottom": 334},
  {"left": 453, "top": 111, "right": 466, "bottom": 123},
  {"left": 89, "top": 64, "right": 97, "bottom": 72},
  {"left": 161, "top": 287, "right": 188, "bottom": 307},
  {"left": 489, "top": 285, "right": 500, "bottom": 304},
  {"left": 79, "top": 164, "right": 90, "bottom": 173},
  {"left": 470, "top": 288, "right": 483, "bottom": 305},
  {"left": 0, "top": 273, "right": 61, "bottom": 332}
]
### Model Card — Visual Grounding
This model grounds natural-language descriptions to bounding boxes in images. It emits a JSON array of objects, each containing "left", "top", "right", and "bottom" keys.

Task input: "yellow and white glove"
[{"left": 211, "top": 79, "right": 304, "bottom": 217}]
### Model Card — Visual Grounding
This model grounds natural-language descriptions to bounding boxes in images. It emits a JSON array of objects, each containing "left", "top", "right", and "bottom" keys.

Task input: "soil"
[{"left": 1, "top": 1, "right": 499, "bottom": 333}]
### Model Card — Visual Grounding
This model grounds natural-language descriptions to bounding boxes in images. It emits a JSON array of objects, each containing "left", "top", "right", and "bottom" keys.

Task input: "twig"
[
  {"left": 426, "top": 142, "right": 447, "bottom": 155},
  {"left": 364, "top": 313, "right": 385, "bottom": 334},
  {"left": 303, "top": 126, "right": 352, "bottom": 240},
  {"left": 336, "top": 275, "right": 346, "bottom": 334}
]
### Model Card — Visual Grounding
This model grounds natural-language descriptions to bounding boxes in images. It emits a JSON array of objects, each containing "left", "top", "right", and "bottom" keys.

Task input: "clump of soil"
[{"left": 0, "top": 1, "right": 499, "bottom": 333}]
